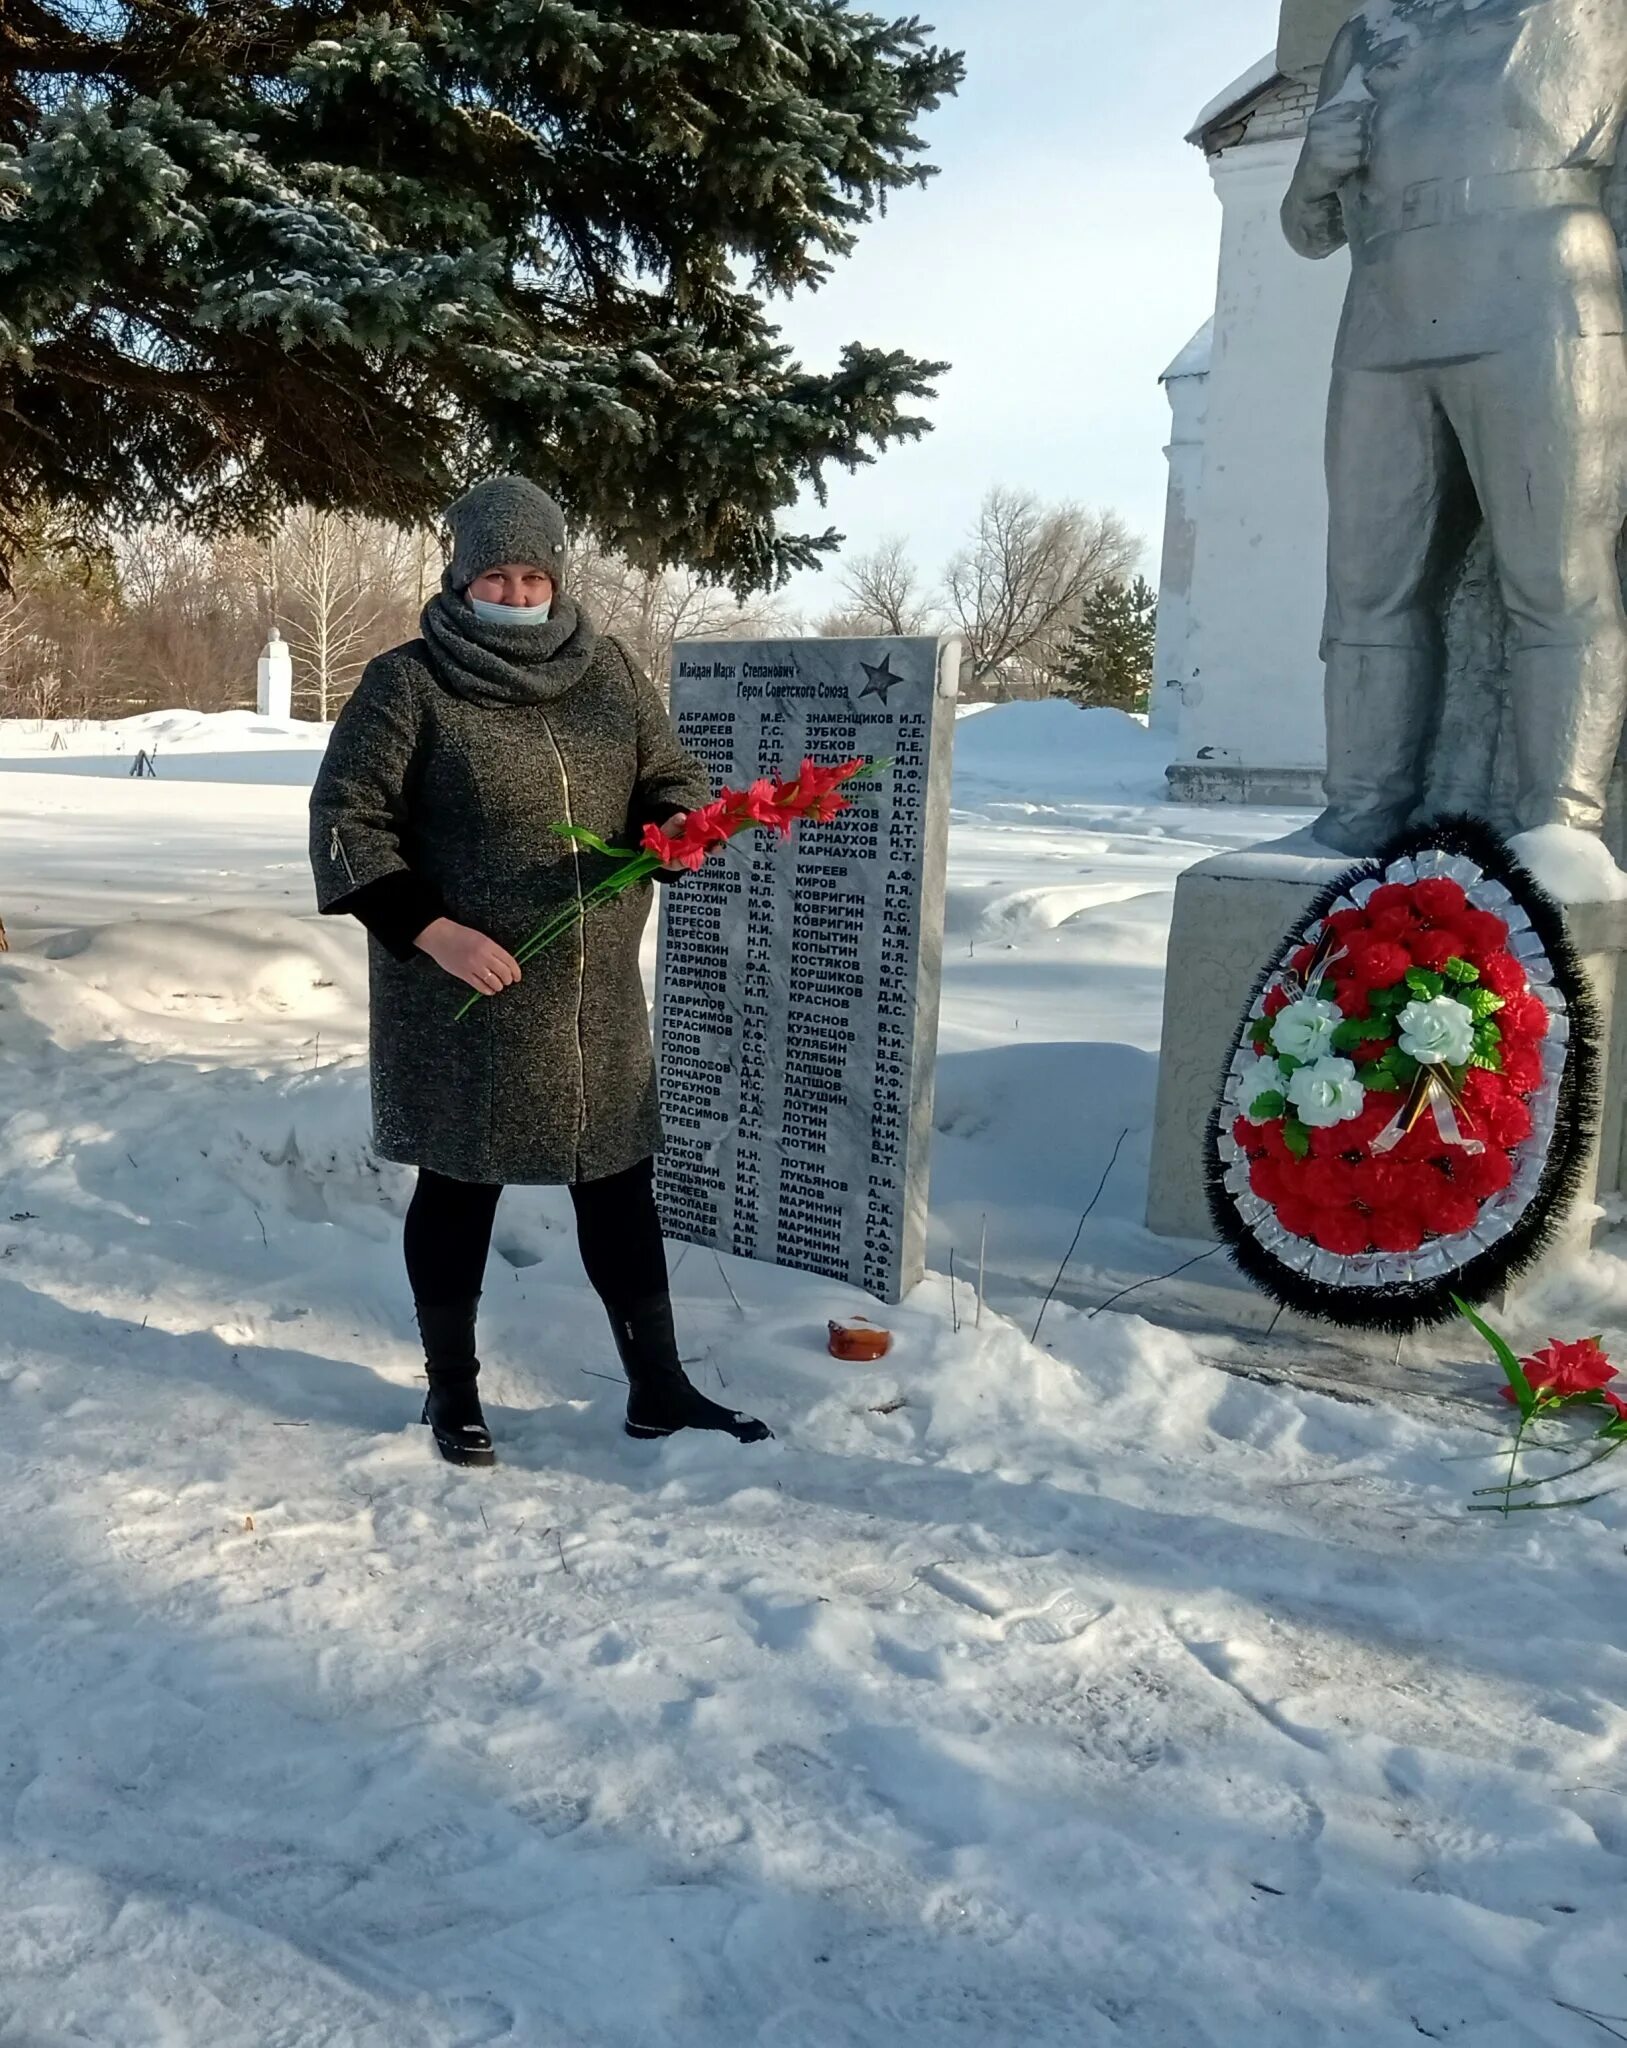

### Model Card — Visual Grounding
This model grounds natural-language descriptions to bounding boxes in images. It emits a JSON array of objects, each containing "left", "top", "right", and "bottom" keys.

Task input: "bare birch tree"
[
  {"left": 265, "top": 511, "right": 422, "bottom": 720},
  {"left": 945, "top": 487, "right": 1140, "bottom": 697},
  {"left": 836, "top": 536, "right": 936, "bottom": 636},
  {"left": 570, "top": 545, "right": 794, "bottom": 689}
]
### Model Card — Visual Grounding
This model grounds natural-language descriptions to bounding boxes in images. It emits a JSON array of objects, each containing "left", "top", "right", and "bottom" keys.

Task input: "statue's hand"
[{"left": 1302, "top": 101, "right": 1372, "bottom": 193}]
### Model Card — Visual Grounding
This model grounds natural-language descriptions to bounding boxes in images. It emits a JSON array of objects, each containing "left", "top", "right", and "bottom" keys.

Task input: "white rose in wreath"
[
  {"left": 1286, "top": 1056, "right": 1366, "bottom": 1129},
  {"left": 1270, "top": 995, "right": 1343, "bottom": 1064},
  {"left": 1236, "top": 1055, "right": 1288, "bottom": 1124},
  {"left": 1397, "top": 994, "right": 1475, "bottom": 1068}
]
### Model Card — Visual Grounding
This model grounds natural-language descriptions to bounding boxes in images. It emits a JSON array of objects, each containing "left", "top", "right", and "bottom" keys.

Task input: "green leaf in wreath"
[
  {"left": 1276, "top": 1053, "right": 1305, "bottom": 1075},
  {"left": 1469, "top": 1049, "right": 1504, "bottom": 1072},
  {"left": 1465, "top": 987, "right": 1505, "bottom": 1021},
  {"left": 1364, "top": 1064, "right": 1404, "bottom": 1093},
  {"left": 1251, "top": 1019, "right": 1274, "bottom": 1051},
  {"left": 1370, "top": 984, "right": 1410, "bottom": 1014},
  {"left": 1283, "top": 1120, "right": 1311, "bottom": 1160},
  {"left": 1406, "top": 967, "right": 1445, "bottom": 1000},
  {"left": 1443, "top": 957, "right": 1481, "bottom": 985},
  {"left": 1474, "top": 1020, "right": 1503, "bottom": 1051},
  {"left": 1331, "top": 1020, "right": 1365, "bottom": 1053},
  {"left": 1248, "top": 1090, "right": 1287, "bottom": 1121},
  {"left": 1369, "top": 1048, "right": 1419, "bottom": 1092}
]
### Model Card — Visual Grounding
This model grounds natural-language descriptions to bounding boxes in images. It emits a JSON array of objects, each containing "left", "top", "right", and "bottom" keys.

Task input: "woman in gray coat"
[{"left": 309, "top": 475, "right": 769, "bottom": 1465}]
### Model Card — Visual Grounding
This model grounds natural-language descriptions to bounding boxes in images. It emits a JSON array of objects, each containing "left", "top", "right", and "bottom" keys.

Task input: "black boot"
[
  {"left": 610, "top": 1296, "right": 771, "bottom": 1444},
  {"left": 416, "top": 1298, "right": 495, "bottom": 1468}
]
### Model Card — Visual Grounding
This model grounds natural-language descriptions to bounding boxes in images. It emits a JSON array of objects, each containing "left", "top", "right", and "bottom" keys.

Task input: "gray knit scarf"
[{"left": 420, "top": 578, "right": 600, "bottom": 707}]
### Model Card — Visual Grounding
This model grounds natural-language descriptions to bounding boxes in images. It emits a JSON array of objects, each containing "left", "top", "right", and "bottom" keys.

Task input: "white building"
[{"left": 1156, "top": 37, "right": 1349, "bottom": 805}]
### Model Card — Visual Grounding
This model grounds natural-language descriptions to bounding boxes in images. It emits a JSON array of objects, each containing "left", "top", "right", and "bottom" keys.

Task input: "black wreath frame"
[{"left": 1203, "top": 816, "right": 1602, "bottom": 1333}]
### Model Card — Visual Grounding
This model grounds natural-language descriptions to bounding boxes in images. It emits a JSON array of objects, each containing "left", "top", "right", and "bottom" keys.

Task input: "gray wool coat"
[{"left": 309, "top": 629, "right": 708, "bottom": 1185}]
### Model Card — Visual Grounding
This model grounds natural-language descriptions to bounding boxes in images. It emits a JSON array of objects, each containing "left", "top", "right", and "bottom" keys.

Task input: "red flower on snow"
[{"left": 1500, "top": 1337, "right": 1617, "bottom": 1404}]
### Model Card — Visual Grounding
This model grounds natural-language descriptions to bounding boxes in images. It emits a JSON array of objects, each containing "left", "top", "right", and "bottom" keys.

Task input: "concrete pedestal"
[{"left": 1147, "top": 834, "right": 1627, "bottom": 1263}]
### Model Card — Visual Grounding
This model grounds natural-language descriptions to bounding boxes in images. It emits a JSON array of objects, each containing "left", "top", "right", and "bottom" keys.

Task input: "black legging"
[{"left": 404, "top": 1158, "right": 669, "bottom": 1310}]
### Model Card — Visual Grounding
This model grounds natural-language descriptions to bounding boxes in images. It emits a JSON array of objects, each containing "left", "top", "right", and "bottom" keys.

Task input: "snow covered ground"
[{"left": 4, "top": 705, "right": 1627, "bottom": 2047}]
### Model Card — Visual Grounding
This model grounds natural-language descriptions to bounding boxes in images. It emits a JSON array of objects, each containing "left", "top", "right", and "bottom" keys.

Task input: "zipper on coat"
[
  {"left": 329, "top": 826, "right": 358, "bottom": 887},
  {"left": 538, "top": 715, "right": 591, "bottom": 1163}
]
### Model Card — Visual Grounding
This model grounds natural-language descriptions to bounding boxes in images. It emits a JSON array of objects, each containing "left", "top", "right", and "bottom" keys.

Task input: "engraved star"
[{"left": 858, "top": 654, "right": 904, "bottom": 704}]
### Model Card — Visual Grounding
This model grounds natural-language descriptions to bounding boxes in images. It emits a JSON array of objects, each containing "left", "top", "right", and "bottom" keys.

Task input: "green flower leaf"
[
  {"left": 1453, "top": 1294, "right": 1538, "bottom": 1418},
  {"left": 1465, "top": 987, "right": 1505, "bottom": 1020},
  {"left": 1248, "top": 1090, "right": 1286, "bottom": 1121},
  {"left": 1251, "top": 1019, "right": 1274, "bottom": 1051},
  {"left": 1276, "top": 1053, "right": 1305, "bottom": 1075},
  {"left": 1283, "top": 1119, "right": 1311, "bottom": 1160},
  {"left": 1443, "top": 956, "right": 1481, "bottom": 985},
  {"left": 1370, "top": 984, "right": 1410, "bottom": 1014},
  {"left": 1406, "top": 968, "right": 1445, "bottom": 1001}
]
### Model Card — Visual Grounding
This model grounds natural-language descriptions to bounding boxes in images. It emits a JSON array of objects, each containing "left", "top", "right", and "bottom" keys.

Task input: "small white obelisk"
[{"left": 257, "top": 626, "right": 293, "bottom": 721}]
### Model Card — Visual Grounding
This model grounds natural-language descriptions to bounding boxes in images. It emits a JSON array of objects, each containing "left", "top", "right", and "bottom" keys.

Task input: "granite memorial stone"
[{"left": 654, "top": 634, "right": 958, "bottom": 1303}]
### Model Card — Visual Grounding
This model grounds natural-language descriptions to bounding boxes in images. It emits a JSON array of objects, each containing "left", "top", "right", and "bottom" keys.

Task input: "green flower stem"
[
  {"left": 1472, "top": 1437, "right": 1626, "bottom": 1497},
  {"left": 454, "top": 855, "right": 666, "bottom": 1020}
]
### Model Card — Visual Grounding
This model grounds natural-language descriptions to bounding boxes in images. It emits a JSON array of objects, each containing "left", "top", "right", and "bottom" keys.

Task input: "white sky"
[{"left": 779, "top": 0, "right": 1285, "bottom": 614}]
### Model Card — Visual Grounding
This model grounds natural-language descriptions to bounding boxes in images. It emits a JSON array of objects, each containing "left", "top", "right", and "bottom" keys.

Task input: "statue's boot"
[
  {"left": 1312, "top": 645, "right": 1439, "bottom": 855},
  {"left": 1508, "top": 643, "right": 1627, "bottom": 838}
]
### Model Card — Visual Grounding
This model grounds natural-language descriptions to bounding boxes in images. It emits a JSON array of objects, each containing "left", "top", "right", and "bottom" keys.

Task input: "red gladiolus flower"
[
  {"left": 682, "top": 799, "right": 738, "bottom": 848},
  {"left": 1501, "top": 1046, "right": 1543, "bottom": 1093},
  {"left": 1602, "top": 1390, "right": 1627, "bottom": 1421},
  {"left": 1368, "top": 884, "right": 1412, "bottom": 915},
  {"left": 1510, "top": 1337, "right": 1617, "bottom": 1402},
  {"left": 1250, "top": 1158, "right": 1284, "bottom": 1203},
  {"left": 738, "top": 778, "right": 795, "bottom": 836},
  {"left": 641, "top": 820, "right": 711, "bottom": 870}
]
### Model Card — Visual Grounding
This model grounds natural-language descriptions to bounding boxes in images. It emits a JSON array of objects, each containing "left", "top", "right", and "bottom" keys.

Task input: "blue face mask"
[{"left": 468, "top": 594, "right": 553, "bottom": 627}]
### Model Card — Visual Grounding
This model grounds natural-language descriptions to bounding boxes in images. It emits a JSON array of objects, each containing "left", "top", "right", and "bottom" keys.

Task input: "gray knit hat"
[{"left": 444, "top": 475, "right": 567, "bottom": 591}]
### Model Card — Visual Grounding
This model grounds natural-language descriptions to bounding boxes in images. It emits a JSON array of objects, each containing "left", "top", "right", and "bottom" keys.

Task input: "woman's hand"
[
  {"left": 655, "top": 812, "right": 689, "bottom": 872},
  {"left": 416, "top": 917, "right": 523, "bottom": 995}
]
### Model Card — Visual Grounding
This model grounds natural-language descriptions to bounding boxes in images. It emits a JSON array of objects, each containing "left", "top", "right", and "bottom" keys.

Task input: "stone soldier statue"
[{"left": 1283, "top": 0, "right": 1627, "bottom": 853}]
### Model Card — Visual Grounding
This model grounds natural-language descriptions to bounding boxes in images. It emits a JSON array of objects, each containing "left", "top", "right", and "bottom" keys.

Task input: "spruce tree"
[
  {"left": 0, "top": 3, "right": 961, "bottom": 589},
  {"left": 1057, "top": 575, "right": 1158, "bottom": 714}
]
